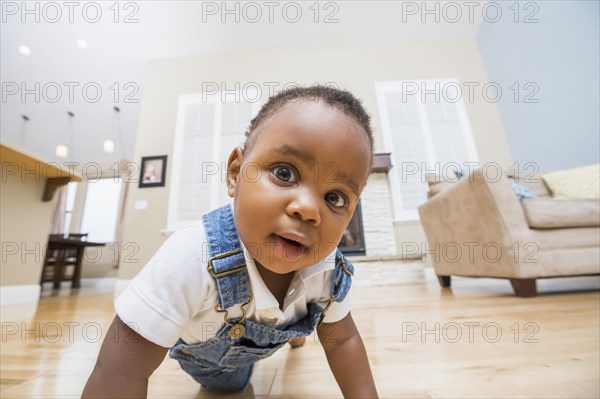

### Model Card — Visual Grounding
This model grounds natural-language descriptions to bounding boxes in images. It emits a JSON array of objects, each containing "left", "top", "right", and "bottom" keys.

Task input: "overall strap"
[
  {"left": 318, "top": 249, "right": 354, "bottom": 325},
  {"left": 202, "top": 203, "right": 250, "bottom": 310}
]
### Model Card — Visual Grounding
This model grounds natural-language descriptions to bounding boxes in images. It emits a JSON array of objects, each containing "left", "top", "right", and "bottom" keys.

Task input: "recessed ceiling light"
[
  {"left": 55, "top": 144, "right": 69, "bottom": 158},
  {"left": 103, "top": 139, "right": 115, "bottom": 153},
  {"left": 18, "top": 46, "right": 30, "bottom": 55},
  {"left": 77, "top": 39, "right": 88, "bottom": 49}
]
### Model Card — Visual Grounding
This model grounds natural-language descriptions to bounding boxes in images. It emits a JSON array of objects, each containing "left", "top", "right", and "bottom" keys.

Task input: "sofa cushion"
[
  {"left": 454, "top": 169, "right": 538, "bottom": 200},
  {"left": 506, "top": 170, "right": 551, "bottom": 197},
  {"left": 426, "top": 181, "right": 454, "bottom": 198},
  {"left": 521, "top": 198, "right": 600, "bottom": 228},
  {"left": 425, "top": 173, "right": 460, "bottom": 198},
  {"left": 541, "top": 163, "right": 600, "bottom": 199}
]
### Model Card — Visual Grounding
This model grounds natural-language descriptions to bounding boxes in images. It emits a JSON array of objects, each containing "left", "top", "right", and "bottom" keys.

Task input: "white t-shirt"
[{"left": 115, "top": 225, "right": 351, "bottom": 348}]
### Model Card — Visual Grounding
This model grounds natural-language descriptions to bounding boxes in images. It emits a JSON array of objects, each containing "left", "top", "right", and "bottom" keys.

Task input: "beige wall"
[
  {"left": 120, "top": 40, "right": 513, "bottom": 279},
  {"left": 0, "top": 157, "right": 126, "bottom": 286},
  {"left": 0, "top": 162, "right": 55, "bottom": 286}
]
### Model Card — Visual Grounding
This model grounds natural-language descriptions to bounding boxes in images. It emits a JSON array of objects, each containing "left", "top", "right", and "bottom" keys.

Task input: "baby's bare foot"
[{"left": 288, "top": 336, "right": 306, "bottom": 348}]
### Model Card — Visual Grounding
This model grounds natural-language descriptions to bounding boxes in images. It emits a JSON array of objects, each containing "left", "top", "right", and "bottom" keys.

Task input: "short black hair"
[{"left": 243, "top": 85, "right": 374, "bottom": 165}]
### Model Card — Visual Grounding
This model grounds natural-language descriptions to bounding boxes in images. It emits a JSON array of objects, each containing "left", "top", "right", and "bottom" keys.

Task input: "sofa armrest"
[{"left": 418, "top": 168, "right": 532, "bottom": 277}]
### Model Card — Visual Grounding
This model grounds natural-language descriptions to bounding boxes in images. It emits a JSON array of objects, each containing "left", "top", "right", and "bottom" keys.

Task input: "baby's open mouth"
[
  {"left": 278, "top": 235, "right": 304, "bottom": 248},
  {"left": 273, "top": 233, "right": 308, "bottom": 260}
]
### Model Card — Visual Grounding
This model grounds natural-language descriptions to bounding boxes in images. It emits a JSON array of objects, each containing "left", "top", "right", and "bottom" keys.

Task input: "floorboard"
[{"left": 1, "top": 261, "right": 599, "bottom": 398}]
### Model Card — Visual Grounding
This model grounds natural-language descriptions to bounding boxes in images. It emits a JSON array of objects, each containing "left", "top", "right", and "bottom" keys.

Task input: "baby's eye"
[
  {"left": 273, "top": 166, "right": 297, "bottom": 183},
  {"left": 325, "top": 192, "right": 346, "bottom": 208}
]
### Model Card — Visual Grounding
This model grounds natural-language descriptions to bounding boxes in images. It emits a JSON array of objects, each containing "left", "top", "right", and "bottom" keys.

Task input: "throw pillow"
[
  {"left": 541, "top": 164, "right": 600, "bottom": 199},
  {"left": 454, "top": 169, "right": 538, "bottom": 200},
  {"left": 507, "top": 178, "right": 538, "bottom": 200},
  {"left": 454, "top": 169, "right": 466, "bottom": 179}
]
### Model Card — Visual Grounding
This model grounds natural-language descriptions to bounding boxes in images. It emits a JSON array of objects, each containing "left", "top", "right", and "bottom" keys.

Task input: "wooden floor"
[{"left": 1, "top": 261, "right": 599, "bottom": 398}]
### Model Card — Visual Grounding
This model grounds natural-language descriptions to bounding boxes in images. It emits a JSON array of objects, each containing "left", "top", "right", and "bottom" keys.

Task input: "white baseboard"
[
  {"left": 114, "top": 279, "right": 132, "bottom": 298},
  {"left": 0, "top": 285, "right": 40, "bottom": 324},
  {"left": 0, "top": 284, "right": 40, "bottom": 306}
]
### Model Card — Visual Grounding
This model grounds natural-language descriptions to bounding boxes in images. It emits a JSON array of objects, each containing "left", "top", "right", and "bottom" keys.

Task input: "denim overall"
[{"left": 168, "top": 204, "right": 354, "bottom": 391}]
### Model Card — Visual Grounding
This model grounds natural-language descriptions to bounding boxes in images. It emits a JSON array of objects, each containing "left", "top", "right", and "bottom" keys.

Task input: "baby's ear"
[{"left": 226, "top": 147, "right": 244, "bottom": 197}]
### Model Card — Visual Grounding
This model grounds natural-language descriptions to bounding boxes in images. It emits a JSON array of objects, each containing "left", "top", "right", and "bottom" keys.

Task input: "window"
[
  {"left": 62, "top": 182, "right": 78, "bottom": 236},
  {"left": 168, "top": 90, "right": 260, "bottom": 231},
  {"left": 80, "top": 178, "right": 123, "bottom": 242},
  {"left": 375, "top": 79, "right": 479, "bottom": 221}
]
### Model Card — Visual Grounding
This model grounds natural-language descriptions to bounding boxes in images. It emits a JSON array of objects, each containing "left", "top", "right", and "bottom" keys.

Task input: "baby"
[{"left": 83, "top": 85, "right": 378, "bottom": 398}]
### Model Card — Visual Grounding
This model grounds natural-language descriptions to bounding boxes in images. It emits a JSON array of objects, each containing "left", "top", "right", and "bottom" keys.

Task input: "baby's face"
[{"left": 227, "top": 100, "right": 371, "bottom": 274}]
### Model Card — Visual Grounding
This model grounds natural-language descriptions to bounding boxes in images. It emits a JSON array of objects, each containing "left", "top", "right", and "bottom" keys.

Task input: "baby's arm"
[
  {"left": 82, "top": 314, "right": 168, "bottom": 398},
  {"left": 318, "top": 312, "right": 378, "bottom": 398}
]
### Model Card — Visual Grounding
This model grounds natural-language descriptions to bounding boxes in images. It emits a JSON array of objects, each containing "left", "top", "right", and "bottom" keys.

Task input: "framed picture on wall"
[{"left": 139, "top": 155, "right": 167, "bottom": 188}]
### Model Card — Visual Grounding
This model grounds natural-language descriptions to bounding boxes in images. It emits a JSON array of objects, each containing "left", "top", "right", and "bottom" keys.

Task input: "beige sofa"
[{"left": 418, "top": 167, "right": 600, "bottom": 297}]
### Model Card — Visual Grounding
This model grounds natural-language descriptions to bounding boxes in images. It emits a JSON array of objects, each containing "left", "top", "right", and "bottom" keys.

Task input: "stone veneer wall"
[{"left": 361, "top": 173, "right": 397, "bottom": 256}]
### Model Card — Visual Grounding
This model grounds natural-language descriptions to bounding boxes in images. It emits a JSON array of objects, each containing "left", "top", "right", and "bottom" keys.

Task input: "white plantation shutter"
[
  {"left": 218, "top": 101, "right": 254, "bottom": 206},
  {"left": 176, "top": 103, "right": 215, "bottom": 224},
  {"left": 168, "top": 91, "right": 259, "bottom": 230},
  {"left": 384, "top": 91, "right": 431, "bottom": 212},
  {"left": 376, "top": 79, "right": 479, "bottom": 221}
]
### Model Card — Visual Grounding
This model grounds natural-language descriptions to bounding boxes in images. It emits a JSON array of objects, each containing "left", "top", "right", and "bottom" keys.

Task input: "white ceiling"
[{"left": 1, "top": 1, "right": 484, "bottom": 164}]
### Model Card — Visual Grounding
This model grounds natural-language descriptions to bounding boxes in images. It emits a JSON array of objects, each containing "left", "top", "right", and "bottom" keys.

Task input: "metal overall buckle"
[
  {"left": 339, "top": 255, "right": 354, "bottom": 277},
  {"left": 317, "top": 254, "right": 353, "bottom": 326},
  {"left": 214, "top": 295, "right": 252, "bottom": 339},
  {"left": 207, "top": 249, "right": 245, "bottom": 278},
  {"left": 207, "top": 248, "right": 252, "bottom": 339}
]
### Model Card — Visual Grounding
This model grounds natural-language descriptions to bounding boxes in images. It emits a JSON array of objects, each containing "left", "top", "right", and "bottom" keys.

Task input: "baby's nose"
[{"left": 286, "top": 192, "right": 321, "bottom": 225}]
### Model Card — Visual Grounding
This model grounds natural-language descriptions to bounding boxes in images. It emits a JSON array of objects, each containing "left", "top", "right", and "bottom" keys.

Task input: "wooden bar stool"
[{"left": 40, "top": 233, "right": 88, "bottom": 290}]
